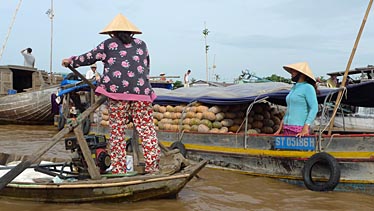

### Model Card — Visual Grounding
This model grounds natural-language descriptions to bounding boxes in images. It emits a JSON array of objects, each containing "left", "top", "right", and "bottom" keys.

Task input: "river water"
[{"left": 0, "top": 125, "right": 373, "bottom": 211}]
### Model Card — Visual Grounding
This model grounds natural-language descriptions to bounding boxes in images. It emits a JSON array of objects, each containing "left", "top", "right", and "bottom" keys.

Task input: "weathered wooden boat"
[
  {"left": 89, "top": 79, "right": 374, "bottom": 195},
  {"left": 0, "top": 65, "right": 62, "bottom": 124},
  {"left": 0, "top": 85, "right": 59, "bottom": 124},
  {"left": 0, "top": 152, "right": 206, "bottom": 203}
]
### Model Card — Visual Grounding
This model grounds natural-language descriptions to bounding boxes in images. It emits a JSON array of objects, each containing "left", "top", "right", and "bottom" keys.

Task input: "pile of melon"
[{"left": 100, "top": 102, "right": 285, "bottom": 134}]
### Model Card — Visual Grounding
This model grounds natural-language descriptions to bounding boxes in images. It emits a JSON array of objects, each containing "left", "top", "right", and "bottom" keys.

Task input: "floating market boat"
[{"left": 91, "top": 81, "right": 374, "bottom": 195}]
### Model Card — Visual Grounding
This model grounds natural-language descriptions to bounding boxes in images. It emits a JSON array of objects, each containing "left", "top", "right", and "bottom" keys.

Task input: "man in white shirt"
[
  {"left": 20, "top": 48, "right": 35, "bottom": 68},
  {"left": 86, "top": 63, "right": 100, "bottom": 80},
  {"left": 184, "top": 69, "right": 191, "bottom": 87}
]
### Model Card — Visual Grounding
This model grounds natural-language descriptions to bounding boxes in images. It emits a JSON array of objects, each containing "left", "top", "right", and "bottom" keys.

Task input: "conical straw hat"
[
  {"left": 100, "top": 13, "right": 142, "bottom": 34},
  {"left": 283, "top": 62, "right": 316, "bottom": 83}
]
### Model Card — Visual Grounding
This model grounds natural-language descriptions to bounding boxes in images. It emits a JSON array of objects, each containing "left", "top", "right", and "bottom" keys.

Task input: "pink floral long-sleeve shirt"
[{"left": 70, "top": 37, "right": 156, "bottom": 102}]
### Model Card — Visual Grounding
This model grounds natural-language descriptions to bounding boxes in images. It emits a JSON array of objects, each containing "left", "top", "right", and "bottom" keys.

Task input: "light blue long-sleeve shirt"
[{"left": 283, "top": 82, "right": 318, "bottom": 126}]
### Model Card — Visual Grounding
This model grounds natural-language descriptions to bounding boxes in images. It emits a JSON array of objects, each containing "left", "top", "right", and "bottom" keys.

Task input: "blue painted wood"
[{"left": 274, "top": 136, "right": 316, "bottom": 151}]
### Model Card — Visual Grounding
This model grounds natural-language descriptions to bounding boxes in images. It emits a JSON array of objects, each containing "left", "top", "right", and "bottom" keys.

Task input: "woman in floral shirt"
[{"left": 62, "top": 14, "right": 161, "bottom": 174}]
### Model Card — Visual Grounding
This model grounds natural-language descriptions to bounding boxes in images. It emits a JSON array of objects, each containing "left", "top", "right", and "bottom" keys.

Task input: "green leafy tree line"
[{"left": 264, "top": 74, "right": 291, "bottom": 83}]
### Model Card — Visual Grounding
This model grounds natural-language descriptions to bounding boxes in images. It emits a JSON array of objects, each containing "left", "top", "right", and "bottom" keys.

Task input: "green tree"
[
  {"left": 173, "top": 80, "right": 183, "bottom": 89},
  {"left": 264, "top": 74, "right": 291, "bottom": 83}
]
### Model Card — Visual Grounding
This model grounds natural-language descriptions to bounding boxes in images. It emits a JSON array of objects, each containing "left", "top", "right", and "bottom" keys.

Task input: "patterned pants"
[{"left": 108, "top": 99, "right": 161, "bottom": 174}]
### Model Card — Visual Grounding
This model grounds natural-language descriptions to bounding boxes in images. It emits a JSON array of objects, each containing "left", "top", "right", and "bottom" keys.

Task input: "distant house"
[{"left": 189, "top": 80, "right": 234, "bottom": 87}]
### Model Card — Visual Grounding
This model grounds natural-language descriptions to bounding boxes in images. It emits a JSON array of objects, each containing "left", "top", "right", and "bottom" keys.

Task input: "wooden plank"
[
  {"left": 131, "top": 127, "right": 140, "bottom": 167},
  {"left": 89, "top": 89, "right": 95, "bottom": 122},
  {"left": 67, "top": 66, "right": 96, "bottom": 90},
  {"left": 73, "top": 127, "right": 101, "bottom": 180},
  {"left": 327, "top": 66, "right": 374, "bottom": 76}
]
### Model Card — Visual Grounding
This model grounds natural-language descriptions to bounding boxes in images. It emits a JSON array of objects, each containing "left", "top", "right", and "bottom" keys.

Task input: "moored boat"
[
  {"left": 0, "top": 65, "right": 62, "bottom": 124},
  {"left": 91, "top": 126, "right": 374, "bottom": 195},
  {"left": 90, "top": 81, "right": 374, "bottom": 195}
]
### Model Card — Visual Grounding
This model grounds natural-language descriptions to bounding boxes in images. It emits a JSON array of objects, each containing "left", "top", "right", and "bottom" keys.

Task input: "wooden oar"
[
  {"left": 67, "top": 65, "right": 96, "bottom": 90},
  {"left": 0, "top": 95, "right": 107, "bottom": 191},
  {"left": 131, "top": 126, "right": 142, "bottom": 172}
]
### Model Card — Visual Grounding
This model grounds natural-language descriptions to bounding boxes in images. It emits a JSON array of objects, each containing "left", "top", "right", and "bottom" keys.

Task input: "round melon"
[
  {"left": 203, "top": 111, "right": 216, "bottom": 121},
  {"left": 198, "top": 124, "right": 210, "bottom": 133},
  {"left": 212, "top": 121, "right": 222, "bottom": 129},
  {"left": 215, "top": 112, "right": 225, "bottom": 121},
  {"left": 195, "top": 112, "right": 203, "bottom": 120},
  {"left": 208, "top": 105, "right": 221, "bottom": 114}
]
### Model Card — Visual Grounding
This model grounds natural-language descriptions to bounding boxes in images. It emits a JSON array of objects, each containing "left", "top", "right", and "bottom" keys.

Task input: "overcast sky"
[{"left": 1, "top": 0, "right": 373, "bottom": 82}]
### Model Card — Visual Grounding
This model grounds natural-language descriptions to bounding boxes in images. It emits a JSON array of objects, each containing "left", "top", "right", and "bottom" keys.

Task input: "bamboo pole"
[
  {"left": 328, "top": 0, "right": 373, "bottom": 135},
  {"left": 0, "top": 0, "right": 23, "bottom": 61}
]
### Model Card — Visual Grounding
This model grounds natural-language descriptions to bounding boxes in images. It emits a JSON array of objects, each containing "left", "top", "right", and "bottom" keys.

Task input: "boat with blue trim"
[{"left": 90, "top": 80, "right": 374, "bottom": 195}]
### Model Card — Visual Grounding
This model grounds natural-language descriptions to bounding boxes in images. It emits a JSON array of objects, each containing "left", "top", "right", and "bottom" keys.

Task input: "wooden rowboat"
[
  {"left": 0, "top": 152, "right": 206, "bottom": 203},
  {"left": 0, "top": 65, "right": 61, "bottom": 124}
]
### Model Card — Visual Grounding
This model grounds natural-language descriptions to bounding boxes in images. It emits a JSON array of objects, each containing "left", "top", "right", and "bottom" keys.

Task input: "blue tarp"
[
  {"left": 58, "top": 79, "right": 96, "bottom": 96},
  {"left": 57, "top": 79, "right": 374, "bottom": 107},
  {"left": 153, "top": 81, "right": 374, "bottom": 107},
  {"left": 337, "top": 80, "right": 374, "bottom": 107}
]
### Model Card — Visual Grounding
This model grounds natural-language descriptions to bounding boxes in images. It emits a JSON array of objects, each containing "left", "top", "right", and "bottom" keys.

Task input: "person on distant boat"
[
  {"left": 85, "top": 63, "right": 100, "bottom": 81},
  {"left": 159, "top": 72, "right": 166, "bottom": 81},
  {"left": 184, "top": 69, "right": 191, "bottom": 87},
  {"left": 20, "top": 48, "right": 35, "bottom": 68},
  {"left": 274, "top": 62, "right": 318, "bottom": 137},
  {"left": 61, "top": 13, "right": 161, "bottom": 175},
  {"left": 326, "top": 74, "right": 338, "bottom": 88}
]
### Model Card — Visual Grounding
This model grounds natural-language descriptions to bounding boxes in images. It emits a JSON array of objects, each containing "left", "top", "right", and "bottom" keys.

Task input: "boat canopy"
[
  {"left": 153, "top": 81, "right": 374, "bottom": 107},
  {"left": 337, "top": 80, "right": 374, "bottom": 107},
  {"left": 57, "top": 79, "right": 374, "bottom": 107}
]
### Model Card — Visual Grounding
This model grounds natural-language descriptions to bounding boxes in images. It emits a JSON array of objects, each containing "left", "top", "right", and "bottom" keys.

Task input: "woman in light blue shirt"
[{"left": 274, "top": 62, "right": 318, "bottom": 137}]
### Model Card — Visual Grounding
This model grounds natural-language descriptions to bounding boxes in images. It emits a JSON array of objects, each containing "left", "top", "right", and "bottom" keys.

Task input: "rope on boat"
[
  {"left": 316, "top": 87, "right": 347, "bottom": 151},
  {"left": 243, "top": 96, "right": 269, "bottom": 148},
  {"left": 0, "top": 0, "right": 23, "bottom": 61}
]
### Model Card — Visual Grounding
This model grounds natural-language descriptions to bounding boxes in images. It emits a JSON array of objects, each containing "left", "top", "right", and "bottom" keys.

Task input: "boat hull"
[
  {"left": 91, "top": 125, "right": 374, "bottom": 195},
  {"left": 0, "top": 152, "right": 206, "bottom": 203},
  {"left": 1, "top": 174, "right": 189, "bottom": 203},
  {"left": 0, "top": 86, "right": 58, "bottom": 124}
]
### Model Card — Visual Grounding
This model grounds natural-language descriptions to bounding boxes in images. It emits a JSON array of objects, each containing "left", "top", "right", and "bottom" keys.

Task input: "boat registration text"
[{"left": 274, "top": 136, "right": 315, "bottom": 151}]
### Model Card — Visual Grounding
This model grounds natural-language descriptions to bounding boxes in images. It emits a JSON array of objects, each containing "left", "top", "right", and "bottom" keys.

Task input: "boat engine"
[{"left": 65, "top": 135, "right": 111, "bottom": 178}]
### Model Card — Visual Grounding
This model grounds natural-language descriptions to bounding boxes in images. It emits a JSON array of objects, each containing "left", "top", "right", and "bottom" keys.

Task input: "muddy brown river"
[{"left": 0, "top": 125, "right": 373, "bottom": 210}]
